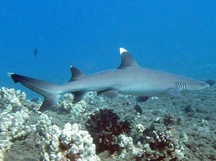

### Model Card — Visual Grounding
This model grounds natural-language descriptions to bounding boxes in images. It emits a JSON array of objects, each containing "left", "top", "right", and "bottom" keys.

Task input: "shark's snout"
[
  {"left": 202, "top": 82, "right": 210, "bottom": 89},
  {"left": 193, "top": 82, "right": 210, "bottom": 90}
]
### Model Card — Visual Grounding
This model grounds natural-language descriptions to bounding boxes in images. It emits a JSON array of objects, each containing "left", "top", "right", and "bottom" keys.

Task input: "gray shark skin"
[{"left": 8, "top": 48, "right": 209, "bottom": 111}]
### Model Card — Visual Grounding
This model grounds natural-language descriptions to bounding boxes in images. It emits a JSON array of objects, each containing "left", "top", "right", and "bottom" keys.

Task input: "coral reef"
[
  {"left": 0, "top": 87, "right": 26, "bottom": 111},
  {"left": 0, "top": 88, "right": 30, "bottom": 148},
  {"left": 0, "top": 88, "right": 100, "bottom": 161},
  {"left": 162, "top": 113, "right": 179, "bottom": 127},
  {"left": 0, "top": 87, "right": 39, "bottom": 160},
  {"left": 142, "top": 124, "right": 184, "bottom": 160},
  {"left": 85, "top": 109, "right": 132, "bottom": 153},
  {"left": 60, "top": 123, "right": 100, "bottom": 161},
  {"left": 39, "top": 120, "right": 100, "bottom": 161},
  {"left": 117, "top": 124, "right": 185, "bottom": 161},
  {"left": 1, "top": 85, "right": 216, "bottom": 160}
]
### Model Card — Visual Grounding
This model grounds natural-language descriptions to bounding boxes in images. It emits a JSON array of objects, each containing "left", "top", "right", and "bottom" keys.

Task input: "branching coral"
[
  {"left": 38, "top": 119, "right": 100, "bottom": 161},
  {"left": 85, "top": 109, "right": 132, "bottom": 153},
  {"left": 0, "top": 87, "right": 26, "bottom": 111},
  {"left": 163, "top": 113, "right": 179, "bottom": 127},
  {"left": 116, "top": 123, "right": 185, "bottom": 160},
  {"left": 140, "top": 124, "right": 184, "bottom": 160}
]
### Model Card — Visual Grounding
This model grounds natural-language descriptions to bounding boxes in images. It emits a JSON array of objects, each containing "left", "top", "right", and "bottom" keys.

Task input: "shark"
[{"left": 8, "top": 48, "right": 209, "bottom": 111}]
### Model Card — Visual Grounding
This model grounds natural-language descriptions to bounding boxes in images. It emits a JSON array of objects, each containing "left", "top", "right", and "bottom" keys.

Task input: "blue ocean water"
[{"left": 1, "top": 0, "right": 216, "bottom": 98}]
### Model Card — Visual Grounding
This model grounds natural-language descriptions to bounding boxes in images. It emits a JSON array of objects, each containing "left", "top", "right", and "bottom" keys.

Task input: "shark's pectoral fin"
[
  {"left": 136, "top": 96, "right": 149, "bottom": 102},
  {"left": 97, "top": 89, "right": 118, "bottom": 98},
  {"left": 167, "top": 88, "right": 181, "bottom": 97},
  {"left": 72, "top": 91, "right": 86, "bottom": 103}
]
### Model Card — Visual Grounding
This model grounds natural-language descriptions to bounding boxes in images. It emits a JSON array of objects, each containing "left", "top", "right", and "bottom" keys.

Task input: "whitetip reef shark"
[{"left": 8, "top": 48, "right": 209, "bottom": 111}]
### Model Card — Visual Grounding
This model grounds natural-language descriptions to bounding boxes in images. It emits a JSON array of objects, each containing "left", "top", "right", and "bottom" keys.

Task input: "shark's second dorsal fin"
[
  {"left": 69, "top": 66, "right": 85, "bottom": 81},
  {"left": 69, "top": 66, "right": 86, "bottom": 103},
  {"left": 117, "top": 48, "right": 139, "bottom": 69}
]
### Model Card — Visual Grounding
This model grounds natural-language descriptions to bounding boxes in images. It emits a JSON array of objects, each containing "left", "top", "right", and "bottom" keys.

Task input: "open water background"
[{"left": 1, "top": 0, "right": 216, "bottom": 98}]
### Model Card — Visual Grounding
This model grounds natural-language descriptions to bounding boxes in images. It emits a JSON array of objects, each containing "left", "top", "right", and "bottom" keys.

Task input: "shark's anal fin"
[
  {"left": 72, "top": 91, "right": 85, "bottom": 104},
  {"left": 97, "top": 89, "right": 118, "bottom": 98},
  {"left": 167, "top": 88, "right": 181, "bottom": 97}
]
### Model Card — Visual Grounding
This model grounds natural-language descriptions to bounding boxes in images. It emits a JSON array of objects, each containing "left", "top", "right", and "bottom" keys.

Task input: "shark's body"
[{"left": 8, "top": 48, "right": 209, "bottom": 111}]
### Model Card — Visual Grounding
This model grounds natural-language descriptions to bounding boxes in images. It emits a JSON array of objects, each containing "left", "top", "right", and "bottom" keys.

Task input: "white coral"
[
  {"left": 41, "top": 122, "right": 100, "bottom": 161},
  {"left": 136, "top": 123, "right": 145, "bottom": 133},
  {"left": 0, "top": 87, "right": 26, "bottom": 109}
]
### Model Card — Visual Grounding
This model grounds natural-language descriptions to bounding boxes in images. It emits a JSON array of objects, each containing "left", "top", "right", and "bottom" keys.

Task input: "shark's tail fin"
[{"left": 8, "top": 73, "right": 62, "bottom": 111}]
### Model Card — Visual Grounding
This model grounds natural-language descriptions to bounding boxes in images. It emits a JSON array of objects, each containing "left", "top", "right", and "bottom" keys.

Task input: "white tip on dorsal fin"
[
  {"left": 117, "top": 47, "right": 139, "bottom": 69},
  {"left": 7, "top": 72, "right": 14, "bottom": 78},
  {"left": 120, "top": 48, "right": 127, "bottom": 55}
]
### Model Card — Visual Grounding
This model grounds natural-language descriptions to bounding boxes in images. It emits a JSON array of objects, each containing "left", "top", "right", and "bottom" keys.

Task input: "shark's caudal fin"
[{"left": 8, "top": 73, "right": 62, "bottom": 111}]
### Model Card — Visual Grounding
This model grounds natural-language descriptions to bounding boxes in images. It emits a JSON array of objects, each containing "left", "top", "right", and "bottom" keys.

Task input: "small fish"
[
  {"left": 31, "top": 97, "right": 41, "bottom": 103},
  {"left": 34, "top": 48, "right": 38, "bottom": 58},
  {"left": 135, "top": 104, "right": 143, "bottom": 114}
]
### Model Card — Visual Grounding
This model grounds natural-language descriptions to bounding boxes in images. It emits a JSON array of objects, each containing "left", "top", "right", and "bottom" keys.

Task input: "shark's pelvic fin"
[
  {"left": 118, "top": 48, "right": 140, "bottom": 69},
  {"left": 97, "top": 89, "right": 118, "bottom": 98}
]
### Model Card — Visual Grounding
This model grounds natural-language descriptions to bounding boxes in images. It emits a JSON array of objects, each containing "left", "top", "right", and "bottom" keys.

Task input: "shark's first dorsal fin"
[
  {"left": 117, "top": 48, "right": 139, "bottom": 69},
  {"left": 69, "top": 66, "right": 85, "bottom": 81}
]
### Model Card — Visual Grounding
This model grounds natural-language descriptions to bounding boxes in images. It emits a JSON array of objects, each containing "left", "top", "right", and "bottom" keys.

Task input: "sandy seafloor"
[{"left": 0, "top": 82, "right": 216, "bottom": 161}]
